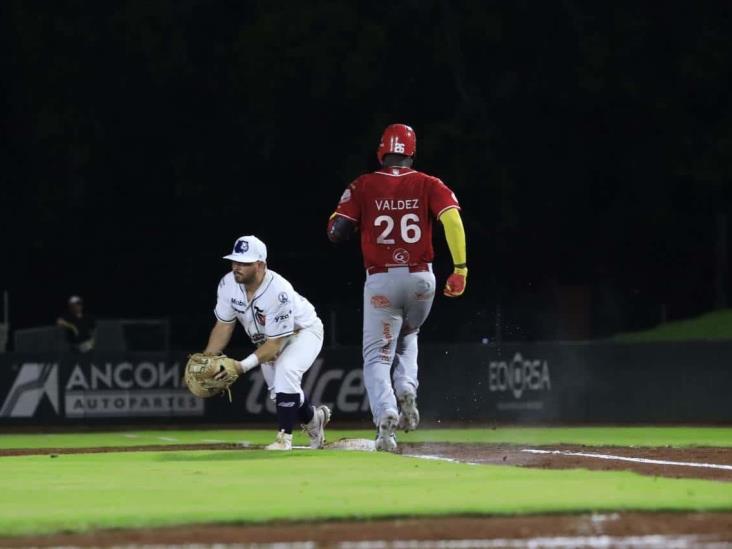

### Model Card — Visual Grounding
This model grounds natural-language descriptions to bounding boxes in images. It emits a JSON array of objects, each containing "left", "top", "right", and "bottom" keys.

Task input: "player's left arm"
[
  {"left": 439, "top": 207, "right": 468, "bottom": 297},
  {"left": 211, "top": 327, "right": 290, "bottom": 382},
  {"left": 56, "top": 317, "right": 79, "bottom": 336},
  {"left": 327, "top": 212, "right": 357, "bottom": 243},
  {"left": 254, "top": 335, "right": 291, "bottom": 363},
  {"left": 327, "top": 182, "right": 360, "bottom": 243}
]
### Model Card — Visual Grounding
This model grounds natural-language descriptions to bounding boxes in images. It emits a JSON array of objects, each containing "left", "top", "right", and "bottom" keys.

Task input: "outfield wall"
[{"left": 0, "top": 342, "right": 730, "bottom": 424}]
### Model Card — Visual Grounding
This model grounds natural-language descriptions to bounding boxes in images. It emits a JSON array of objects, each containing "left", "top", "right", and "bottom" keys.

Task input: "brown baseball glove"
[{"left": 183, "top": 353, "right": 241, "bottom": 400}]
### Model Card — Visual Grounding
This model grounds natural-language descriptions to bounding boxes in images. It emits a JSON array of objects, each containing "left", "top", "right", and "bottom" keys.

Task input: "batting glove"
[{"left": 443, "top": 266, "right": 467, "bottom": 297}]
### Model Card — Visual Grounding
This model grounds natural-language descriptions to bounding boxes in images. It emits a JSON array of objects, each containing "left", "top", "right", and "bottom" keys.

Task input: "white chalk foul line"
[
  {"left": 522, "top": 448, "right": 732, "bottom": 471},
  {"left": 406, "top": 454, "right": 480, "bottom": 466},
  {"left": 117, "top": 536, "right": 721, "bottom": 549},
  {"left": 339, "top": 534, "right": 717, "bottom": 548}
]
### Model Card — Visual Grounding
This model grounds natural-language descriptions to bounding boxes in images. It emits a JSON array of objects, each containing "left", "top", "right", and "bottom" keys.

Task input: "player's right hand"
[{"left": 443, "top": 267, "right": 467, "bottom": 297}]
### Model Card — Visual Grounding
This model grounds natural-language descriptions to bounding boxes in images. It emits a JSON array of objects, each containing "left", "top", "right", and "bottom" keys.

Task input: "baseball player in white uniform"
[{"left": 204, "top": 235, "right": 330, "bottom": 450}]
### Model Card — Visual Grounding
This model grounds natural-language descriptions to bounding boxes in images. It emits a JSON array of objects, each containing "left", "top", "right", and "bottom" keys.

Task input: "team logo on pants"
[
  {"left": 370, "top": 295, "right": 391, "bottom": 309},
  {"left": 379, "top": 322, "right": 394, "bottom": 363}
]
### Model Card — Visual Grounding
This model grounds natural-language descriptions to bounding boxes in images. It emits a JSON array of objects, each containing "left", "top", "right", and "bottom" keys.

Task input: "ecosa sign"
[{"left": 488, "top": 352, "right": 551, "bottom": 399}]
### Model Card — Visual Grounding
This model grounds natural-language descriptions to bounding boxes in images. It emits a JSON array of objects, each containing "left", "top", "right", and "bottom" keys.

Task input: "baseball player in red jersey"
[{"left": 327, "top": 123, "right": 468, "bottom": 451}]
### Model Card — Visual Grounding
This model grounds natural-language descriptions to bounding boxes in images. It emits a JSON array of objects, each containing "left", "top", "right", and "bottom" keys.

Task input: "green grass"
[
  {"left": 1, "top": 449, "right": 732, "bottom": 537},
  {"left": 613, "top": 308, "right": 732, "bottom": 342},
  {"left": 2, "top": 426, "right": 732, "bottom": 450},
  {"left": 2, "top": 427, "right": 731, "bottom": 537}
]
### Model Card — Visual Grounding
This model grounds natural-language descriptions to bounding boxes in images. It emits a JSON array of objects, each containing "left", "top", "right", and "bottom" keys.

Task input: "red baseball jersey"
[{"left": 334, "top": 166, "right": 460, "bottom": 270}]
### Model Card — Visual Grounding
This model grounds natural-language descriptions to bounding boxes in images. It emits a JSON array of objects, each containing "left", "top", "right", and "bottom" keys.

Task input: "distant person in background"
[{"left": 56, "top": 295, "right": 96, "bottom": 353}]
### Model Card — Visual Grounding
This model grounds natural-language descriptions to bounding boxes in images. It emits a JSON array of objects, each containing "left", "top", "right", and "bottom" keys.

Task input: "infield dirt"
[
  {"left": 2, "top": 441, "right": 730, "bottom": 481},
  {"left": 2, "top": 513, "right": 732, "bottom": 547}
]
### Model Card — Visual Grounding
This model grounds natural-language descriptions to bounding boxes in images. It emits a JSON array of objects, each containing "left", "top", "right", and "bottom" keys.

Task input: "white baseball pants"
[
  {"left": 260, "top": 318, "right": 324, "bottom": 401},
  {"left": 362, "top": 269, "right": 435, "bottom": 425}
]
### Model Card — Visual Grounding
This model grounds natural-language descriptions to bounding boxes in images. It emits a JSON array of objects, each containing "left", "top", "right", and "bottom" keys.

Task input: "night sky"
[{"left": 2, "top": 1, "right": 731, "bottom": 347}]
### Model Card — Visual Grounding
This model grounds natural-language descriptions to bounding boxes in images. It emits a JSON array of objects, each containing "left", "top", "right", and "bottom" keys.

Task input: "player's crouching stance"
[{"left": 196, "top": 235, "right": 330, "bottom": 451}]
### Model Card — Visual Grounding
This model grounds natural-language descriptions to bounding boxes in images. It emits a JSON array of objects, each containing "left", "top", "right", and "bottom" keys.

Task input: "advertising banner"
[
  {"left": 0, "top": 355, "right": 201, "bottom": 420},
  {"left": 1, "top": 342, "right": 731, "bottom": 424}
]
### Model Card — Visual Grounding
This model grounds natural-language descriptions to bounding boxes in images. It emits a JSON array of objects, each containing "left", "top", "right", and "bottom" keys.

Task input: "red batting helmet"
[{"left": 377, "top": 124, "right": 416, "bottom": 164}]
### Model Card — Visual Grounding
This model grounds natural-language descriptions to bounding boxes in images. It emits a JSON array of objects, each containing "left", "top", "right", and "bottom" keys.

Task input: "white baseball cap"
[{"left": 223, "top": 235, "right": 267, "bottom": 263}]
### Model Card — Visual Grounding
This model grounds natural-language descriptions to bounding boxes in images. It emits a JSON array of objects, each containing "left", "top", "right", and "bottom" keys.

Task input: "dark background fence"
[
  {"left": 2, "top": 342, "right": 730, "bottom": 425},
  {"left": 3, "top": 2, "right": 732, "bottom": 349}
]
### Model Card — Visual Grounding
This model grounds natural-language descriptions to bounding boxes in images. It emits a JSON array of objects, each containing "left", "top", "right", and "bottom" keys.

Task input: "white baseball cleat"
[
  {"left": 375, "top": 412, "right": 398, "bottom": 452},
  {"left": 302, "top": 405, "right": 331, "bottom": 449},
  {"left": 397, "top": 393, "right": 420, "bottom": 432},
  {"left": 265, "top": 430, "right": 292, "bottom": 451}
]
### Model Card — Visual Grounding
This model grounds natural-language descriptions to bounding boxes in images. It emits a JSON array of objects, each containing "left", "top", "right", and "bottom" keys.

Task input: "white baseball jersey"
[{"left": 214, "top": 269, "right": 318, "bottom": 346}]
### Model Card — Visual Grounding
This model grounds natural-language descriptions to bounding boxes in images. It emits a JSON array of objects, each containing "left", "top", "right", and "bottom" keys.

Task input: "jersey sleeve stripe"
[
  {"left": 436, "top": 205, "right": 460, "bottom": 219},
  {"left": 334, "top": 212, "right": 358, "bottom": 222},
  {"left": 214, "top": 311, "right": 236, "bottom": 323}
]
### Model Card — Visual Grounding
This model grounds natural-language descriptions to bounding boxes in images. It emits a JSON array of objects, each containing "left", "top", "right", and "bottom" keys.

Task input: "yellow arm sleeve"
[{"left": 439, "top": 207, "right": 467, "bottom": 269}]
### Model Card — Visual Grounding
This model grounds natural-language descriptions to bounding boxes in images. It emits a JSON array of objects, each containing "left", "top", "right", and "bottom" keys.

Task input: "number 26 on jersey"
[{"left": 374, "top": 214, "right": 422, "bottom": 244}]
